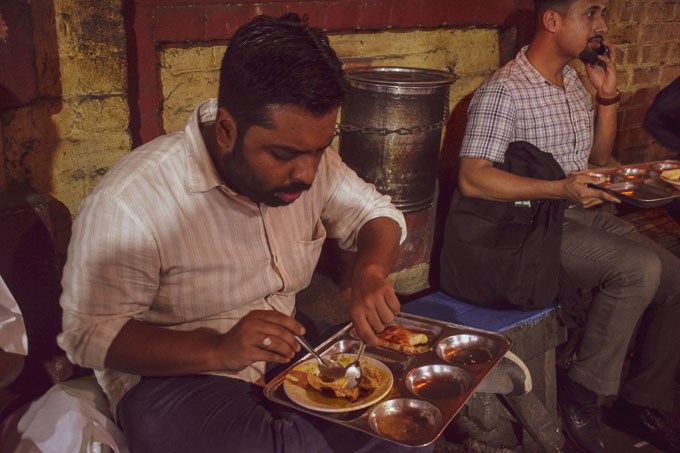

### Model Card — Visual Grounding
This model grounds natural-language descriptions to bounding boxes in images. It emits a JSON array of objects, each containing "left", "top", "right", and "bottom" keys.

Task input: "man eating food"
[{"left": 58, "top": 13, "right": 431, "bottom": 453}]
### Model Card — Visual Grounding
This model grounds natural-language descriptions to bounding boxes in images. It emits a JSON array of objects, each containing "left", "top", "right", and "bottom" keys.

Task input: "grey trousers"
[{"left": 561, "top": 207, "right": 680, "bottom": 411}]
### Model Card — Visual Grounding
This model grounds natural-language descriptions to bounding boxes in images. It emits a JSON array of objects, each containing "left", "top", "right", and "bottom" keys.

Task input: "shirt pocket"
[{"left": 280, "top": 218, "right": 327, "bottom": 292}]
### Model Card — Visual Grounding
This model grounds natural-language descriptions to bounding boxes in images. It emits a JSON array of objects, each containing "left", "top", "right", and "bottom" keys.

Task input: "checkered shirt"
[{"left": 460, "top": 46, "right": 594, "bottom": 175}]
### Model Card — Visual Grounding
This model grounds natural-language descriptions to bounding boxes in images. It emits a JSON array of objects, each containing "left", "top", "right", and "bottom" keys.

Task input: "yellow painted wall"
[
  {"left": 159, "top": 28, "right": 502, "bottom": 140},
  {"left": 0, "top": 0, "right": 129, "bottom": 215}
]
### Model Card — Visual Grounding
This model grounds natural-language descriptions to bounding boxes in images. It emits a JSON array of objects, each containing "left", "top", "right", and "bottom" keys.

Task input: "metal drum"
[{"left": 339, "top": 67, "right": 455, "bottom": 212}]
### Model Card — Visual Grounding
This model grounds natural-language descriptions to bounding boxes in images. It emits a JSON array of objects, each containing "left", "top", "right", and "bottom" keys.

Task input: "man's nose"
[
  {"left": 596, "top": 16, "right": 608, "bottom": 35},
  {"left": 291, "top": 155, "right": 319, "bottom": 185}
]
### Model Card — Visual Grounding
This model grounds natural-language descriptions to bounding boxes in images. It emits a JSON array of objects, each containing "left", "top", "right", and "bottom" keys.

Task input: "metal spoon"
[
  {"left": 294, "top": 335, "right": 345, "bottom": 380},
  {"left": 344, "top": 341, "right": 366, "bottom": 388}
]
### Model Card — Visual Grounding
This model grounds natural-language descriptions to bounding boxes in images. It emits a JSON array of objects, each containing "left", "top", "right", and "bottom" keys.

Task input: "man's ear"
[
  {"left": 542, "top": 10, "right": 561, "bottom": 33},
  {"left": 215, "top": 107, "right": 238, "bottom": 152}
]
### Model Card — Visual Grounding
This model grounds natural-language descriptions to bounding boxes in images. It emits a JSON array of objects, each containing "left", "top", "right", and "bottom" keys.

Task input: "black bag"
[
  {"left": 644, "top": 76, "right": 680, "bottom": 152},
  {"left": 439, "top": 141, "right": 567, "bottom": 310}
]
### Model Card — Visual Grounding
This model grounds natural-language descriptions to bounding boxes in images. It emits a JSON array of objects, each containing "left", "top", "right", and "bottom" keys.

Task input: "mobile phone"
[{"left": 579, "top": 44, "right": 610, "bottom": 69}]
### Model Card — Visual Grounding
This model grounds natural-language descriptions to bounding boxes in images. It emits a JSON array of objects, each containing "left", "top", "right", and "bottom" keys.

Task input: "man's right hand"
[
  {"left": 106, "top": 310, "right": 304, "bottom": 377},
  {"left": 561, "top": 174, "right": 621, "bottom": 207},
  {"left": 212, "top": 310, "right": 304, "bottom": 372}
]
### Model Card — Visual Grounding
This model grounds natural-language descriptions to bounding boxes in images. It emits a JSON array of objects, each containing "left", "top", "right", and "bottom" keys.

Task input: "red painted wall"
[{"left": 0, "top": 1, "right": 39, "bottom": 110}]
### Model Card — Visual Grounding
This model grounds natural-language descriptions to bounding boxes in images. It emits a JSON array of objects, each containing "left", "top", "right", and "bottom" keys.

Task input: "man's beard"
[
  {"left": 578, "top": 35, "right": 608, "bottom": 68},
  {"left": 221, "top": 139, "right": 311, "bottom": 207}
]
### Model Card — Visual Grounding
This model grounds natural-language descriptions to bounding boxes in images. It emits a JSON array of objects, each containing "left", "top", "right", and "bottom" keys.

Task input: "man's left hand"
[{"left": 585, "top": 40, "right": 617, "bottom": 98}]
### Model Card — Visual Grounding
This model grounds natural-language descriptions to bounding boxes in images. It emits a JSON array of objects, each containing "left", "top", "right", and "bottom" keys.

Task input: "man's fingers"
[
  {"left": 257, "top": 333, "right": 297, "bottom": 361},
  {"left": 582, "top": 198, "right": 603, "bottom": 208},
  {"left": 376, "top": 301, "right": 396, "bottom": 326},
  {"left": 250, "top": 310, "right": 305, "bottom": 336},
  {"left": 354, "top": 316, "right": 380, "bottom": 346},
  {"left": 383, "top": 288, "right": 401, "bottom": 314},
  {"left": 256, "top": 321, "right": 302, "bottom": 355}
]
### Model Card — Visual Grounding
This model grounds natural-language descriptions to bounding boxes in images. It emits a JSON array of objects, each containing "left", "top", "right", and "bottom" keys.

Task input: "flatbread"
[{"left": 376, "top": 325, "right": 428, "bottom": 353}]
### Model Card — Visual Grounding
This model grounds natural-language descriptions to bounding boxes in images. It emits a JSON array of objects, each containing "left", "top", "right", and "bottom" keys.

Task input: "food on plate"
[
  {"left": 376, "top": 325, "right": 429, "bottom": 353},
  {"left": 283, "top": 355, "right": 393, "bottom": 412},
  {"left": 661, "top": 169, "right": 680, "bottom": 182},
  {"left": 306, "top": 361, "right": 381, "bottom": 401}
]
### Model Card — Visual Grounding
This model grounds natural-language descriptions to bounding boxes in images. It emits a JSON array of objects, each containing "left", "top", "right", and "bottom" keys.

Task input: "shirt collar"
[
  {"left": 183, "top": 98, "right": 227, "bottom": 194},
  {"left": 516, "top": 45, "right": 580, "bottom": 89}
]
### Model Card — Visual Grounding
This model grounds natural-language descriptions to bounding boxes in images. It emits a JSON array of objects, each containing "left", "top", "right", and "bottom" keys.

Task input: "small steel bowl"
[
  {"left": 651, "top": 162, "right": 680, "bottom": 172},
  {"left": 368, "top": 398, "right": 442, "bottom": 446},
  {"left": 436, "top": 334, "right": 499, "bottom": 366},
  {"left": 405, "top": 364, "right": 472, "bottom": 399},
  {"left": 615, "top": 167, "right": 646, "bottom": 179},
  {"left": 587, "top": 171, "right": 610, "bottom": 181},
  {"left": 606, "top": 182, "right": 637, "bottom": 192}
]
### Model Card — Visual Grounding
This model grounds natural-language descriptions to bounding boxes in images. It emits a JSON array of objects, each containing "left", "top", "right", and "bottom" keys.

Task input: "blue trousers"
[{"left": 117, "top": 374, "right": 434, "bottom": 453}]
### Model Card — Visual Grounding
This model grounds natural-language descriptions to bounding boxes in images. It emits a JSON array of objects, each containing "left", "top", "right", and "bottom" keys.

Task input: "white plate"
[{"left": 283, "top": 354, "right": 393, "bottom": 413}]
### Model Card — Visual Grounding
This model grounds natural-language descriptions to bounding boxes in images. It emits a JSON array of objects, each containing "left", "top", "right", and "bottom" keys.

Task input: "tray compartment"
[
  {"left": 651, "top": 161, "right": 680, "bottom": 172},
  {"left": 367, "top": 398, "right": 443, "bottom": 446},
  {"left": 350, "top": 315, "right": 444, "bottom": 354},
  {"left": 435, "top": 334, "right": 500, "bottom": 366},
  {"left": 603, "top": 182, "right": 637, "bottom": 193},
  {"left": 404, "top": 364, "right": 472, "bottom": 399},
  {"left": 323, "top": 339, "right": 417, "bottom": 375}
]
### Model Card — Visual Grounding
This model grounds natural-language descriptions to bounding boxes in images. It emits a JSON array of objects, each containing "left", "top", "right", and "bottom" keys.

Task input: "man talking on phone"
[{"left": 441, "top": 1, "right": 680, "bottom": 452}]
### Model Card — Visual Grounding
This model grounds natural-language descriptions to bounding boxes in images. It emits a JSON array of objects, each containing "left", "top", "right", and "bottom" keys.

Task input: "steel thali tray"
[
  {"left": 263, "top": 313, "right": 511, "bottom": 447},
  {"left": 580, "top": 159, "right": 680, "bottom": 208}
]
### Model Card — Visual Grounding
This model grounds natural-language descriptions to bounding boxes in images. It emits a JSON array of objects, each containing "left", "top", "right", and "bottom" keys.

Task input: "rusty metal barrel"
[{"left": 338, "top": 67, "right": 455, "bottom": 212}]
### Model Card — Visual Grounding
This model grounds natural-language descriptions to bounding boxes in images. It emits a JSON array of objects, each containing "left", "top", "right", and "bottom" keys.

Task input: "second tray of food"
[
  {"left": 263, "top": 312, "right": 511, "bottom": 447},
  {"left": 582, "top": 159, "right": 680, "bottom": 208}
]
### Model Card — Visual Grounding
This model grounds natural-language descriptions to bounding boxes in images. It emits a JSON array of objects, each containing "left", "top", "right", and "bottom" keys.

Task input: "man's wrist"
[{"left": 596, "top": 89, "right": 620, "bottom": 106}]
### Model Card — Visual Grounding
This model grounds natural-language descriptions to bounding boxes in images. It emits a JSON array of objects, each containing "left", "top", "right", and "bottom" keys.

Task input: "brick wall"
[{"left": 608, "top": 0, "right": 680, "bottom": 164}]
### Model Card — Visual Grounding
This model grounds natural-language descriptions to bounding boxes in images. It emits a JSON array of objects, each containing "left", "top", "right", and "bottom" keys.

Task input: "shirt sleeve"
[
  {"left": 460, "top": 80, "right": 516, "bottom": 163},
  {"left": 58, "top": 193, "right": 160, "bottom": 370},
  {"left": 319, "top": 150, "right": 407, "bottom": 251},
  {"left": 0, "top": 277, "right": 28, "bottom": 356}
]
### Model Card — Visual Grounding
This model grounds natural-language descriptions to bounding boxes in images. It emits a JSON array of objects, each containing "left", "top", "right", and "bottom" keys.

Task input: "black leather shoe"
[
  {"left": 606, "top": 399, "right": 680, "bottom": 453},
  {"left": 556, "top": 370, "right": 605, "bottom": 453}
]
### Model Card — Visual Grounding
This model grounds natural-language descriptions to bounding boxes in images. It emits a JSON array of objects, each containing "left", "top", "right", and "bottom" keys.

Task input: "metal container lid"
[{"left": 345, "top": 66, "right": 455, "bottom": 91}]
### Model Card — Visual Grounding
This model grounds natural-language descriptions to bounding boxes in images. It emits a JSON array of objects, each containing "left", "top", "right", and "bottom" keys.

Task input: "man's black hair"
[
  {"left": 217, "top": 13, "right": 347, "bottom": 134},
  {"left": 533, "top": 0, "right": 576, "bottom": 20}
]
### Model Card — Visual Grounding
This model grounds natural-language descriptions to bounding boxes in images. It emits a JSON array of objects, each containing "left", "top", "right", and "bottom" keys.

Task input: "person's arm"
[
  {"left": 586, "top": 41, "right": 619, "bottom": 166},
  {"left": 349, "top": 217, "right": 402, "bottom": 345},
  {"left": 60, "top": 194, "right": 301, "bottom": 378},
  {"left": 458, "top": 157, "right": 620, "bottom": 208},
  {"left": 457, "top": 78, "right": 617, "bottom": 207},
  {"left": 105, "top": 310, "right": 304, "bottom": 376}
]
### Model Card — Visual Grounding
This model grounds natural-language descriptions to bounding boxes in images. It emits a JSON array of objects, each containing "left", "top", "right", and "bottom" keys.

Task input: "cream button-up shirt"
[{"left": 58, "top": 99, "right": 407, "bottom": 414}]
